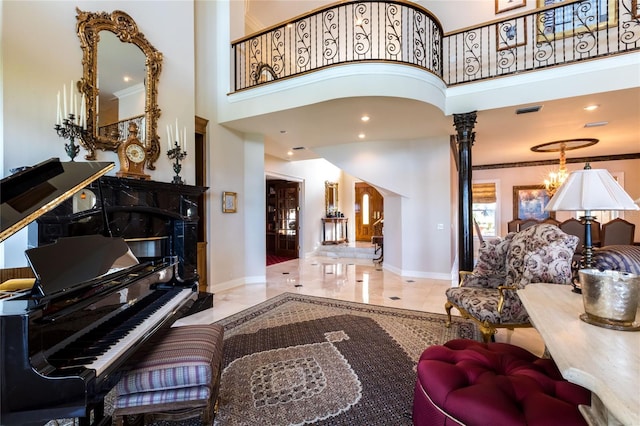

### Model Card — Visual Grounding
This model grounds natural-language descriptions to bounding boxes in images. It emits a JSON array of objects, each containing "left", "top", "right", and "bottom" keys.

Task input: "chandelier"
[
  {"left": 544, "top": 143, "right": 568, "bottom": 196},
  {"left": 531, "top": 139, "right": 599, "bottom": 197}
]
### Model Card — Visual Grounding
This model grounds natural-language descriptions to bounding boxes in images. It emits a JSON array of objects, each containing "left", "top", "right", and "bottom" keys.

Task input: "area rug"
[
  {"left": 213, "top": 292, "right": 480, "bottom": 426},
  {"left": 267, "top": 254, "right": 297, "bottom": 266}
]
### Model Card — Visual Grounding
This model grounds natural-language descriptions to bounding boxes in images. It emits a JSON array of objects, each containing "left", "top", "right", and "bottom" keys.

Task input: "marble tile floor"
[{"left": 175, "top": 255, "right": 546, "bottom": 357}]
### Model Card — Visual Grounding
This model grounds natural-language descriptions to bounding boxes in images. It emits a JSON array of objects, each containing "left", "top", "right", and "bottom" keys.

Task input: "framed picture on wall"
[
  {"left": 536, "top": 0, "right": 618, "bottom": 40},
  {"left": 222, "top": 191, "right": 237, "bottom": 213},
  {"left": 513, "top": 185, "right": 555, "bottom": 220},
  {"left": 496, "top": 0, "right": 526, "bottom": 14}
]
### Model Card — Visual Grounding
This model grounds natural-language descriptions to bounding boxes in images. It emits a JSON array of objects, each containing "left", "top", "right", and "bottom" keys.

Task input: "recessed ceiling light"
[
  {"left": 287, "top": 150, "right": 293, "bottom": 156},
  {"left": 584, "top": 121, "right": 608, "bottom": 128},
  {"left": 361, "top": 115, "right": 370, "bottom": 122},
  {"left": 358, "top": 133, "right": 365, "bottom": 139},
  {"left": 280, "top": 130, "right": 287, "bottom": 134},
  {"left": 123, "top": 76, "right": 131, "bottom": 82},
  {"left": 292, "top": 146, "right": 305, "bottom": 150},
  {"left": 584, "top": 105, "right": 600, "bottom": 111}
]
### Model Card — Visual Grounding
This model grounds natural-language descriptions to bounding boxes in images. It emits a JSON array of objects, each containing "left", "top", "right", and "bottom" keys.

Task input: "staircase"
[{"left": 315, "top": 241, "right": 379, "bottom": 260}]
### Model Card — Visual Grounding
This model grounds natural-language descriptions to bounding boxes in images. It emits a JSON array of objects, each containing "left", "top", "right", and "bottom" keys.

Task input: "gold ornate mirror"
[
  {"left": 325, "top": 181, "right": 338, "bottom": 217},
  {"left": 76, "top": 8, "right": 162, "bottom": 169}
]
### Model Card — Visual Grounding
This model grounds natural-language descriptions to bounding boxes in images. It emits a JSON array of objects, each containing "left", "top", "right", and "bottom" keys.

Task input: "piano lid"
[{"left": 0, "top": 158, "right": 114, "bottom": 242}]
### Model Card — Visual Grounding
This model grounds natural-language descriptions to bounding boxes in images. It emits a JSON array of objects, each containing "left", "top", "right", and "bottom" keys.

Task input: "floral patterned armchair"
[{"left": 445, "top": 224, "right": 579, "bottom": 342}]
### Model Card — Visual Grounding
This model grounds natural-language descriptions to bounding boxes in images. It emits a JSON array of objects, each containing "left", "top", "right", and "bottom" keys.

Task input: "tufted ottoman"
[
  {"left": 413, "top": 339, "right": 591, "bottom": 426},
  {"left": 112, "top": 323, "right": 224, "bottom": 425}
]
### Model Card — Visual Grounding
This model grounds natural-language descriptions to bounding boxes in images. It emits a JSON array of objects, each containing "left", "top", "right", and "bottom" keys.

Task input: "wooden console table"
[
  {"left": 322, "top": 217, "right": 348, "bottom": 245},
  {"left": 518, "top": 284, "right": 639, "bottom": 426}
]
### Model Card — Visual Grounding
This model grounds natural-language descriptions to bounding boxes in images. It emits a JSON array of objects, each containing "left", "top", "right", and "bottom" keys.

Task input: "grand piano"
[{"left": 0, "top": 158, "right": 202, "bottom": 425}]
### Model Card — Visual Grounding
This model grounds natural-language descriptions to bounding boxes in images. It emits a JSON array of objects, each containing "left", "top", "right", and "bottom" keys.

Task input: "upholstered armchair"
[{"left": 445, "top": 224, "right": 579, "bottom": 342}]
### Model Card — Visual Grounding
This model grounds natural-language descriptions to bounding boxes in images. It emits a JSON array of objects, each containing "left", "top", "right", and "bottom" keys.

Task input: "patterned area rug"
[{"left": 213, "top": 293, "right": 480, "bottom": 426}]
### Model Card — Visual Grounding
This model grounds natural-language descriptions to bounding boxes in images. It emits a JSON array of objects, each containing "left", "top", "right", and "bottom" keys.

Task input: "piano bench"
[{"left": 112, "top": 323, "right": 224, "bottom": 425}]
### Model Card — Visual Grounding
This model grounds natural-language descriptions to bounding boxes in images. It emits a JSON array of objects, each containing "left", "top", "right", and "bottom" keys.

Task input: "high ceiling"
[
  {"left": 240, "top": 1, "right": 639, "bottom": 168},
  {"left": 231, "top": 87, "right": 640, "bottom": 166}
]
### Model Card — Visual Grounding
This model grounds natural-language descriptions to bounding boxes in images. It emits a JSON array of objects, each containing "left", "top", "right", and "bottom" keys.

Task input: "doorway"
[
  {"left": 266, "top": 179, "right": 300, "bottom": 259},
  {"left": 195, "top": 116, "right": 208, "bottom": 292},
  {"left": 355, "top": 183, "right": 384, "bottom": 242}
]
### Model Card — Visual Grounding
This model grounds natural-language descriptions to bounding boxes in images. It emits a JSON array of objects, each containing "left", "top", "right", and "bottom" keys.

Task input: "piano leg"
[{"left": 78, "top": 400, "right": 110, "bottom": 426}]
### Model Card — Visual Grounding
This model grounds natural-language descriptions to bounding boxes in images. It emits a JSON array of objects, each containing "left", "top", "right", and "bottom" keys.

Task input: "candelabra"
[
  {"left": 167, "top": 141, "right": 187, "bottom": 184},
  {"left": 54, "top": 114, "right": 86, "bottom": 161}
]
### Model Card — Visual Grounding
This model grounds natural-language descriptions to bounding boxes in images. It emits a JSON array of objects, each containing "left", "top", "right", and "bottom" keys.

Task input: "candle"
[
  {"left": 63, "top": 84, "right": 67, "bottom": 118},
  {"left": 80, "top": 94, "right": 86, "bottom": 128},
  {"left": 56, "top": 91, "right": 61, "bottom": 125},
  {"left": 166, "top": 125, "right": 171, "bottom": 150},
  {"left": 175, "top": 118, "right": 179, "bottom": 144},
  {"left": 183, "top": 127, "right": 186, "bottom": 150},
  {"left": 70, "top": 80, "right": 74, "bottom": 116}
]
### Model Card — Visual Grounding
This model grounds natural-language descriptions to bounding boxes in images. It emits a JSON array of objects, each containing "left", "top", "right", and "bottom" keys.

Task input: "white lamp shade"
[{"left": 545, "top": 168, "right": 640, "bottom": 212}]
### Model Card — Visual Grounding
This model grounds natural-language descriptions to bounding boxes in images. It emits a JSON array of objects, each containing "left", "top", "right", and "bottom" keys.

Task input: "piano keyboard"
[{"left": 47, "top": 287, "right": 194, "bottom": 377}]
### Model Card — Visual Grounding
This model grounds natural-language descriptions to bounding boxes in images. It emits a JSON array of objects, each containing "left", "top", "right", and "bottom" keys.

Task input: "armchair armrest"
[
  {"left": 497, "top": 285, "right": 518, "bottom": 314},
  {"left": 458, "top": 270, "right": 474, "bottom": 286}
]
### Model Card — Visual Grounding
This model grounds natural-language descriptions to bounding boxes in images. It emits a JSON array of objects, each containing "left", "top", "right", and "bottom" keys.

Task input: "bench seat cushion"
[{"left": 115, "top": 323, "right": 224, "bottom": 409}]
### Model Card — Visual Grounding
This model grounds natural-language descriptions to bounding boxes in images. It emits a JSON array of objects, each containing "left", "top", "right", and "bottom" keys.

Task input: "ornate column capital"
[{"left": 453, "top": 111, "right": 477, "bottom": 146}]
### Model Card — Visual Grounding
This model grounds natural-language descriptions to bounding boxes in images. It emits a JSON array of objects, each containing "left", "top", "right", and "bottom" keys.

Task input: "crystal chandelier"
[
  {"left": 544, "top": 143, "right": 568, "bottom": 197},
  {"left": 531, "top": 139, "right": 599, "bottom": 197}
]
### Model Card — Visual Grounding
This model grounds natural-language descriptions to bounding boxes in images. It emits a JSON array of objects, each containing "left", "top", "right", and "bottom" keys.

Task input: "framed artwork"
[
  {"left": 222, "top": 191, "right": 237, "bottom": 213},
  {"left": 496, "top": 18, "right": 527, "bottom": 50},
  {"left": 496, "top": 0, "right": 526, "bottom": 14},
  {"left": 633, "top": 0, "right": 640, "bottom": 18},
  {"left": 537, "top": 0, "right": 618, "bottom": 40},
  {"left": 513, "top": 185, "right": 555, "bottom": 220}
]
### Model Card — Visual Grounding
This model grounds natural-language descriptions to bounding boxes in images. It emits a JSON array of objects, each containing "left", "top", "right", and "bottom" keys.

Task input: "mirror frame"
[
  {"left": 325, "top": 181, "right": 338, "bottom": 217},
  {"left": 76, "top": 8, "right": 163, "bottom": 169}
]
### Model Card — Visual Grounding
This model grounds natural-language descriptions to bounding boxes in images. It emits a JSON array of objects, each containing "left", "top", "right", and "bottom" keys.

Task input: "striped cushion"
[
  {"left": 592, "top": 245, "right": 640, "bottom": 274},
  {"left": 116, "top": 385, "right": 211, "bottom": 408},
  {"left": 115, "top": 324, "right": 224, "bottom": 409}
]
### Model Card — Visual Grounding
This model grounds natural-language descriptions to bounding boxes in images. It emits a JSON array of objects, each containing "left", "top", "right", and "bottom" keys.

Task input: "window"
[{"left": 472, "top": 182, "right": 498, "bottom": 237}]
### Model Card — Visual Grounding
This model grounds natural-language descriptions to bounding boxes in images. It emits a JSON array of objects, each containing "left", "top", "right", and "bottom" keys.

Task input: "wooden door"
[
  {"left": 275, "top": 182, "right": 299, "bottom": 257},
  {"left": 355, "top": 183, "right": 383, "bottom": 242}
]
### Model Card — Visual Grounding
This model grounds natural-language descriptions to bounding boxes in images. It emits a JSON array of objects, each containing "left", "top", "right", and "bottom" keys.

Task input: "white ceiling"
[{"left": 230, "top": 87, "right": 640, "bottom": 166}]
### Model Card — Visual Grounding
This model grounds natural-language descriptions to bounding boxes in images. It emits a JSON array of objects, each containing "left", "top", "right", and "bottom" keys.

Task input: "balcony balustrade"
[{"left": 231, "top": 0, "right": 640, "bottom": 92}]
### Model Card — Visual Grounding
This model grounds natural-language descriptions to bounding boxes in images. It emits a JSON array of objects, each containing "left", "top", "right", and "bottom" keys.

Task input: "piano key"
[{"left": 84, "top": 288, "right": 194, "bottom": 376}]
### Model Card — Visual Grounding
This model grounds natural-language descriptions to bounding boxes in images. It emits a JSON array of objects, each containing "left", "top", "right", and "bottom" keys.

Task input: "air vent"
[
  {"left": 516, "top": 105, "right": 542, "bottom": 114},
  {"left": 584, "top": 121, "right": 608, "bottom": 128},
  {"left": 292, "top": 146, "right": 305, "bottom": 150}
]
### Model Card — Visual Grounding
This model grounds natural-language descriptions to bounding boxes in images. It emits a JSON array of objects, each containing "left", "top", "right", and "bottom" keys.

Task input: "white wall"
[
  {"left": 244, "top": 0, "right": 535, "bottom": 35},
  {"left": 316, "top": 137, "right": 454, "bottom": 279}
]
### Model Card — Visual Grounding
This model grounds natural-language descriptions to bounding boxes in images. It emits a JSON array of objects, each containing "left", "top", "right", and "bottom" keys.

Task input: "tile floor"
[{"left": 175, "top": 255, "right": 546, "bottom": 357}]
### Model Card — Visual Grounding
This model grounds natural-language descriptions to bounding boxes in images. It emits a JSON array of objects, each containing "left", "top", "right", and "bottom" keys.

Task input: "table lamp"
[
  {"left": 544, "top": 163, "right": 639, "bottom": 269},
  {"left": 545, "top": 164, "right": 640, "bottom": 330}
]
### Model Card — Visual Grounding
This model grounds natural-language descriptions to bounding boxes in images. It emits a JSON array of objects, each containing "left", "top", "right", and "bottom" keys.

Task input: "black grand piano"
[{"left": 0, "top": 158, "right": 203, "bottom": 425}]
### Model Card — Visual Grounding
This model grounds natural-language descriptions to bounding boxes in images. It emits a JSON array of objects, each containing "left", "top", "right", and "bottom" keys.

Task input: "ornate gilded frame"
[
  {"left": 76, "top": 8, "right": 162, "bottom": 169},
  {"left": 325, "top": 181, "right": 338, "bottom": 216}
]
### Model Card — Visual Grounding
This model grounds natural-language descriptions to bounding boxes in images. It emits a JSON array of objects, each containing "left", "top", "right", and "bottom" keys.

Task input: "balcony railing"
[{"left": 231, "top": 0, "right": 640, "bottom": 92}]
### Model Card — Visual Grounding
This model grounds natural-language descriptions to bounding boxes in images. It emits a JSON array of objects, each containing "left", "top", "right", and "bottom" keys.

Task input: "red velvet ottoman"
[{"left": 413, "top": 339, "right": 590, "bottom": 426}]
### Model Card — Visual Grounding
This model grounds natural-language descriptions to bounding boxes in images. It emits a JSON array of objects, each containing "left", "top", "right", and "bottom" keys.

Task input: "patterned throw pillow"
[
  {"left": 505, "top": 224, "right": 579, "bottom": 288},
  {"left": 474, "top": 233, "right": 515, "bottom": 277},
  {"left": 518, "top": 239, "right": 576, "bottom": 288}
]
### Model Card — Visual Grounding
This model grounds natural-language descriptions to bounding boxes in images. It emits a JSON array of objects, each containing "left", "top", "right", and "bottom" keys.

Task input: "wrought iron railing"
[
  {"left": 98, "top": 114, "right": 145, "bottom": 142},
  {"left": 231, "top": 0, "right": 640, "bottom": 91}
]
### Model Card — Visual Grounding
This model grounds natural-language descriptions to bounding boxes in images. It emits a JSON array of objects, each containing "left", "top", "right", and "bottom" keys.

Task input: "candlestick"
[
  {"left": 54, "top": 113, "right": 87, "bottom": 161},
  {"left": 167, "top": 140, "right": 187, "bottom": 184}
]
